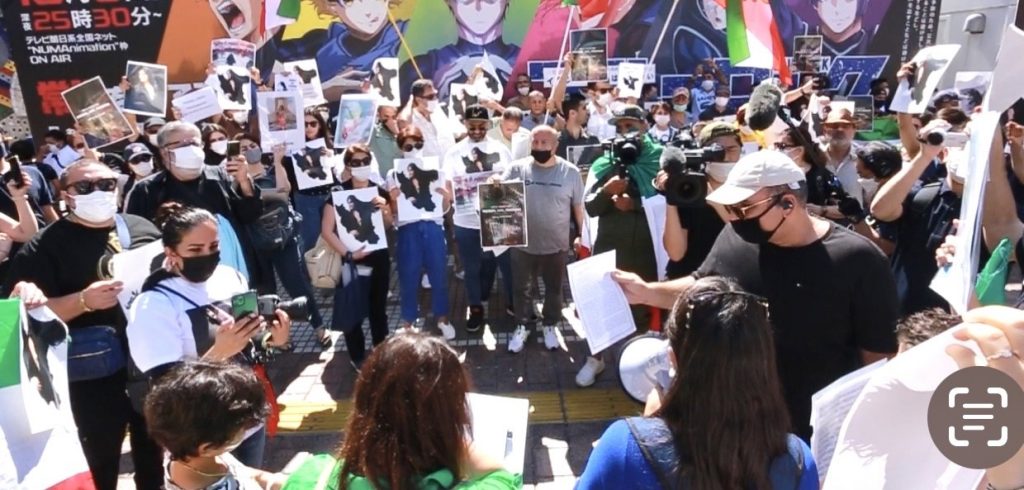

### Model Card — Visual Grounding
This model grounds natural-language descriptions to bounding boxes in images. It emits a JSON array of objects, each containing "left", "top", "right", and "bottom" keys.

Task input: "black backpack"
[{"left": 248, "top": 193, "right": 300, "bottom": 251}]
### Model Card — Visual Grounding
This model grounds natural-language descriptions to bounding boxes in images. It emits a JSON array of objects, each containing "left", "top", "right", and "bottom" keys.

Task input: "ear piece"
[{"left": 781, "top": 200, "right": 794, "bottom": 210}]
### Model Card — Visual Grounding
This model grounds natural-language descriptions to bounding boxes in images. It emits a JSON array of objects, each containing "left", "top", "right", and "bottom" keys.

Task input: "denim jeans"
[
  {"left": 454, "top": 226, "right": 513, "bottom": 307},
  {"left": 293, "top": 192, "right": 330, "bottom": 253},
  {"left": 231, "top": 425, "right": 267, "bottom": 469},
  {"left": 397, "top": 221, "right": 449, "bottom": 323},
  {"left": 335, "top": 249, "right": 391, "bottom": 362},
  {"left": 253, "top": 235, "right": 325, "bottom": 329}
]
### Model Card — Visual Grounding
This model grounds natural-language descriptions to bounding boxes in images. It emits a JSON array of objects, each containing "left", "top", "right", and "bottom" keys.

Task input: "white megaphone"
[{"left": 617, "top": 333, "right": 674, "bottom": 403}]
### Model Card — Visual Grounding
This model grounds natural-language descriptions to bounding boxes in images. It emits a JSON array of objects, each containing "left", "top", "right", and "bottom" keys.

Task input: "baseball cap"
[
  {"left": 143, "top": 118, "right": 166, "bottom": 130},
  {"left": 672, "top": 87, "right": 691, "bottom": 99},
  {"left": 463, "top": 104, "right": 489, "bottom": 122},
  {"left": 698, "top": 121, "right": 740, "bottom": 147},
  {"left": 931, "top": 89, "right": 959, "bottom": 108},
  {"left": 823, "top": 108, "right": 855, "bottom": 126},
  {"left": 609, "top": 104, "right": 645, "bottom": 124},
  {"left": 123, "top": 142, "right": 153, "bottom": 161},
  {"left": 705, "top": 150, "right": 806, "bottom": 206}
]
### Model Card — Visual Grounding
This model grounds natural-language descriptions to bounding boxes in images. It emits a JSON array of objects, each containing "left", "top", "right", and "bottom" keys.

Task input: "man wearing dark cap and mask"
[
  {"left": 578, "top": 104, "right": 664, "bottom": 387},
  {"left": 442, "top": 105, "right": 514, "bottom": 334}
]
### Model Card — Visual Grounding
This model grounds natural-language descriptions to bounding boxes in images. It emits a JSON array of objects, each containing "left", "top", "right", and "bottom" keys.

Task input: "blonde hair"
[{"left": 310, "top": 0, "right": 402, "bottom": 17}]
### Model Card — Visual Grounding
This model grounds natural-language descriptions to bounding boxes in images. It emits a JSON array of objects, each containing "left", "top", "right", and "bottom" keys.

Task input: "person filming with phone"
[{"left": 127, "top": 202, "right": 290, "bottom": 469}]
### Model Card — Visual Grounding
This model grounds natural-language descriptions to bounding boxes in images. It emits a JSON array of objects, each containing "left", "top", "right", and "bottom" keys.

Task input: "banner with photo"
[
  {"left": 123, "top": 61, "right": 168, "bottom": 117},
  {"left": 210, "top": 38, "right": 255, "bottom": 111},
  {"left": 479, "top": 181, "right": 528, "bottom": 249},
  {"left": 257, "top": 90, "right": 305, "bottom": 153},
  {"left": 334, "top": 94, "right": 376, "bottom": 149},
  {"left": 394, "top": 157, "right": 444, "bottom": 222},
  {"left": 61, "top": 77, "right": 135, "bottom": 149},
  {"left": 331, "top": 187, "right": 389, "bottom": 253},
  {"left": 282, "top": 59, "right": 327, "bottom": 108}
]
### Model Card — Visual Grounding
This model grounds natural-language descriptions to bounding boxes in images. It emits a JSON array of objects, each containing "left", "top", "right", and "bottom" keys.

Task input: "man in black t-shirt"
[
  {"left": 2, "top": 159, "right": 163, "bottom": 490},
  {"left": 614, "top": 150, "right": 899, "bottom": 440}
]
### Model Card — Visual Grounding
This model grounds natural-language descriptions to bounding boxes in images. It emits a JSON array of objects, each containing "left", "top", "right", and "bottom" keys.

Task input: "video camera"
[
  {"left": 660, "top": 143, "right": 725, "bottom": 207},
  {"left": 257, "top": 294, "right": 310, "bottom": 322},
  {"left": 602, "top": 132, "right": 644, "bottom": 178}
]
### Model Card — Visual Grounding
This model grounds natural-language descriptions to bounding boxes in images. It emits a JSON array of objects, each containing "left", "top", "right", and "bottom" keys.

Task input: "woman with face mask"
[
  {"left": 127, "top": 202, "right": 291, "bottom": 469},
  {"left": 321, "top": 144, "right": 394, "bottom": 369},
  {"left": 774, "top": 126, "right": 848, "bottom": 220},
  {"left": 201, "top": 124, "right": 230, "bottom": 167},
  {"left": 280, "top": 109, "right": 338, "bottom": 255},
  {"left": 647, "top": 102, "right": 679, "bottom": 145}
]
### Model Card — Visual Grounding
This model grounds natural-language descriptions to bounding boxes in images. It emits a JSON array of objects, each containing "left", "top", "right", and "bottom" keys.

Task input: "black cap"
[
  {"left": 463, "top": 104, "right": 489, "bottom": 122},
  {"left": 609, "top": 104, "right": 645, "bottom": 124},
  {"left": 123, "top": 142, "right": 152, "bottom": 161}
]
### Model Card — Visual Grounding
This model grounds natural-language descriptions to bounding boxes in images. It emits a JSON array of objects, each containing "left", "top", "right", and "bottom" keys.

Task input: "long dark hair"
[
  {"left": 304, "top": 108, "right": 333, "bottom": 147},
  {"left": 337, "top": 332, "right": 471, "bottom": 489},
  {"left": 784, "top": 125, "right": 827, "bottom": 168},
  {"left": 140, "top": 202, "right": 218, "bottom": 291},
  {"left": 658, "top": 276, "right": 791, "bottom": 490}
]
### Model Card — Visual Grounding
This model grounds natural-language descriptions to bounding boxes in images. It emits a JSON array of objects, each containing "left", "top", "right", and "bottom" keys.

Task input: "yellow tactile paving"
[{"left": 276, "top": 389, "right": 640, "bottom": 433}]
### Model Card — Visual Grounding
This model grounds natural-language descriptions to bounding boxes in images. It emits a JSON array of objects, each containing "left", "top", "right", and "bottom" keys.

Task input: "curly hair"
[{"left": 895, "top": 308, "right": 961, "bottom": 350}]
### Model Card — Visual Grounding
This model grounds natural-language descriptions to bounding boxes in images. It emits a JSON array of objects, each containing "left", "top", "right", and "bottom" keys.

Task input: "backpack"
[
  {"left": 248, "top": 193, "right": 300, "bottom": 252},
  {"left": 623, "top": 416, "right": 805, "bottom": 490}
]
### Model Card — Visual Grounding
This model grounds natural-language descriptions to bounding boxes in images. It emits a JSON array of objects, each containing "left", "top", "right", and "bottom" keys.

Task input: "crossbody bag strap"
[
  {"left": 113, "top": 214, "right": 131, "bottom": 250},
  {"left": 151, "top": 284, "right": 202, "bottom": 309}
]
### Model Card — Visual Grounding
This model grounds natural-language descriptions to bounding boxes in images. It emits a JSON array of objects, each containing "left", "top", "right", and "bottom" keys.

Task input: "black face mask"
[
  {"left": 178, "top": 251, "right": 221, "bottom": 283},
  {"left": 730, "top": 199, "right": 787, "bottom": 245},
  {"left": 532, "top": 149, "right": 552, "bottom": 163}
]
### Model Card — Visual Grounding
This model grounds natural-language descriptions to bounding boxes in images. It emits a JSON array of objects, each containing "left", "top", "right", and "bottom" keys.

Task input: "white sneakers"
[
  {"left": 421, "top": 275, "right": 431, "bottom": 289},
  {"left": 438, "top": 321, "right": 456, "bottom": 341},
  {"left": 542, "top": 326, "right": 559, "bottom": 350},
  {"left": 575, "top": 357, "right": 606, "bottom": 387},
  {"left": 508, "top": 325, "right": 529, "bottom": 353}
]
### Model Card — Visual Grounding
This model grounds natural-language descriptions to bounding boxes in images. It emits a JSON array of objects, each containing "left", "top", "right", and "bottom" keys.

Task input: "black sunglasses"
[
  {"left": 70, "top": 177, "right": 118, "bottom": 195},
  {"left": 419, "top": 93, "right": 438, "bottom": 101},
  {"left": 305, "top": 120, "right": 319, "bottom": 128},
  {"left": 349, "top": 157, "right": 372, "bottom": 167},
  {"left": 401, "top": 141, "right": 424, "bottom": 152},
  {"left": 130, "top": 155, "right": 153, "bottom": 164}
]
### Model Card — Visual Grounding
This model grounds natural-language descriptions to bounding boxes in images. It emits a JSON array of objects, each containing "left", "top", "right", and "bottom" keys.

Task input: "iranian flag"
[
  {"left": 726, "top": 0, "right": 791, "bottom": 85},
  {"left": 0, "top": 299, "right": 94, "bottom": 489}
]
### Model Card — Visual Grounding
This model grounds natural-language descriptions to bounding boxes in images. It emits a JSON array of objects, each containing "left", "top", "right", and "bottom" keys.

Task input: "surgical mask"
[
  {"left": 243, "top": 147, "right": 262, "bottom": 164},
  {"left": 705, "top": 162, "right": 736, "bottom": 182},
  {"left": 210, "top": 140, "right": 228, "bottom": 156},
  {"left": 130, "top": 159, "right": 154, "bottom": 177},
  {"left": 72, "top": 191, "right": 118, "bottom": 224},
  {"left": 147, "top": 134, "right": 159, "bottom": 147},
  {"left": 427, "top": 100, "right": 440, "bottom": 113},
  {"left": 858, "top": 178, "right": 879, "bottom": 199},
  {"left": 730, "top": 200, "right": 786, "bottom": 244},
  {"left": 518, "top": 87, "right": 530, "bottom": 96},
  {"left": 673, "top": 104, "right": 687, "bottom": 113},
  {"left": 172, "top": 145, "right": 205, "bottom": 170},
  {"left": 653, "top": 114, "right": 671, "bottom": 126},
  {"left": 701, "top": 80, "right": 715, "bottom": 91},
  {"left": 715, "top": 97, "right": 729, "bottom": 108},
  {"left": 350, "top": 166, "right": 373, "bottom": 181},
  {"left": 404, "top": 149, "right": 423, "bottom": 159},
  {"left": 179, "top": 251, "right": 220, "bottom": 283},
  {"left": 598, "top": 93, "right": 613, "bottom": 107},
  {"left": 531, "top": 149, "right": 552, "bottom": 163},
  {"left": 231, "top": 111, "right": 248, "bottom": 125},
  {"left": 46, "top": 144, "right": 57, "bottom": 154}
]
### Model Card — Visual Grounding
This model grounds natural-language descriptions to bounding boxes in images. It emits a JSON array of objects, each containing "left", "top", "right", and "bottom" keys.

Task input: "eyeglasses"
[
  {"left": 773, "top": 142, "right": 798, "bottom": 150},
  {"left": 69, "top": 177, "right": 118, "bottom": 195},
  {"left": 725, "top": 193, "right": 783, "bottom": 220},
  {"left": 305, "top": 120, "right": 319, "bottom": 128},
  {"left": 401, "top": 141, "right": 424, "bottom": 152},
  {"left": 595, "top": 88, "right": 611, "bottom": 94},
  {"left": 349, "top": 157, "right": 372, "bottom": 167},
  {"left": 129, "top": 155, "right": 153, "bottom": 164},
  {"left": 163, "top": 138, "right": 201, "bottom": 150},
  {"left": 420, "top": 93, "right": 438, "bottom": 101},
  {"left": 683, "top": 290, "right": 769, "bottom": 329}
]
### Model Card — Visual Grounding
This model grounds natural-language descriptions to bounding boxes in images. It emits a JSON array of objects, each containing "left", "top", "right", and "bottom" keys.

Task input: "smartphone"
[
  {"left": 4, "top": 155, "right": 23, "bottom": 188},
  {"left": 227, "top": 141, "right": 241, "bottom": 158},
  {"left": 230, "top": 291, "right": 258, "bottom": 320}
]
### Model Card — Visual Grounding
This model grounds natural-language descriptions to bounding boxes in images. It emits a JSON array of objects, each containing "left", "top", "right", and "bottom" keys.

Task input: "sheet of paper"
[
  {"left": 888, "top": 44, "right": 961, "bottom": 115},
  {"left": 566, "top": 251, "right": 636, "bottom": 355},
  {"left": 642, "top": 195, "right": 669, "bottom": 281},
  {"left": 467, "top": 393, "right": 529, "bottom": 475},
  {"left": 810, "top": 359, "right": 887, "bottom": 479},
  {"left": 110, "top": 241, "right": 165, "bottom": 315},
  {"left": 984, "top": 25, "right": 1024, "bottom": 113},
  {"left": 172, "top": 87, "right": 222, "bottom": 124},
  {"left": 823, "top": 328, "right": 984, "bottom": 490},
  {"left": 615, "top": 62, "right": 646, "bottom": 99},
  {"left": 930, "top": 111, "right": 998, "bottom": 313}
]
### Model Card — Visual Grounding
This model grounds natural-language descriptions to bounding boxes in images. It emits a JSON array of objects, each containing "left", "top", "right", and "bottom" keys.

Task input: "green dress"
[{"left": 281, "top": 454, "right": 523, "bottom": 490}]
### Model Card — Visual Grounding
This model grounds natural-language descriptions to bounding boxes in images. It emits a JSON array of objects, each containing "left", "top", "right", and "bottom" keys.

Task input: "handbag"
[
  {"left": 330, "top": 259, "right": 369, "bottom": 334},
  {"left": 304, "top": 237, "right": 344, "bottom": 289},
  {"left": 67, "top": 326, "right": 126, "bottom": 382}
]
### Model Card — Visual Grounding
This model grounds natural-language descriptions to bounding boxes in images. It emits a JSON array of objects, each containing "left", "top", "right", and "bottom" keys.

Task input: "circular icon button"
[{"left": 928, "top": 366, "right": 1024, "bottom": 469}]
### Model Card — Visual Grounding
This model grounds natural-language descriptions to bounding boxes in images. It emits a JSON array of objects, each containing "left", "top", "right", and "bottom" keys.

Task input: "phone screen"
[
  {"left": 230, "top": 291, "right": 258, "bottom": 319},
  {"left": 227, "top": 141, "right": 241, "bottom": 158},
  {"left": 6, "top": 155, "right": 23, "bottom": 187}
]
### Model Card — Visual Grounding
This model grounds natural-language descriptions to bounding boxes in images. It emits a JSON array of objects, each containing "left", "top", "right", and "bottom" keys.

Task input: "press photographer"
[{"left": 579, "top": 105, "right": 663, "bottom": 387}]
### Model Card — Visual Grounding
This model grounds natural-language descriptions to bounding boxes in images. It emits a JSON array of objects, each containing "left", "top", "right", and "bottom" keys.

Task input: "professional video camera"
[
  {"left": 659, "top": 143, "right": 725, "bottom": 207},
  {"left": 602, "top": 132, "right": 644, "bottom": 177},
  {"left": 257, "top": 294, "right": 310, "bottom": 322},
  {"left": 823, "top": 175, "right": 866, "bottom": 224}
]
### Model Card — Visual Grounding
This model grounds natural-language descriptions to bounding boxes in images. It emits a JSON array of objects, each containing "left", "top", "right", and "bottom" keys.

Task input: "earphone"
[{"left": 781, "top": 200, "right": 794, "bottom": 210}]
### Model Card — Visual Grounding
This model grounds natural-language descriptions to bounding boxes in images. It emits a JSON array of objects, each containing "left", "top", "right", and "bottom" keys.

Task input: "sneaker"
[
  {"left": 466, "top": 306, "right": 484, "bottom": 333},
  {"left": 542, "top": 325, "right": 559, "bottom": 350},
  {"left": 575, "top": 357, "right": 606, "bottom": 387},
  {"left": 455, "top": 270, "right": 465, "bottom": 280},
  {"left": 508, "top": 325, "right": 529, "bottom": 353},
  {"left": 422, "top": 275, "right": 431, "bottom": 289},
  {"left": 505, "top": 306, "right": 515, "bottom": 318},
  {"left": 438, "top": 321, "right": 456, "bottom": 341}
]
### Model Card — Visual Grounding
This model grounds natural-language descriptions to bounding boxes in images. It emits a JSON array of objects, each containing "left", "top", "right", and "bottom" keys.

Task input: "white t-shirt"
[
  {"left": 127, "top": 265, "right": 248, "bottom": 373},
  {"left": 442, "top": 137, "right": 512, "bottom": 230},
  {"left": 586, "top": 102, "right": 616, "bottom": 141}
]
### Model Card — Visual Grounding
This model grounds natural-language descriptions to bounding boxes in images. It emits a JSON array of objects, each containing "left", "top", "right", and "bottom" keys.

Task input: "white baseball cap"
[{"left": 705, "top": 150, "right": 807, "bottom": 206}]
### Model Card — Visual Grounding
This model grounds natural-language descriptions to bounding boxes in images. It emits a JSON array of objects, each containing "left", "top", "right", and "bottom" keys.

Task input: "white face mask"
[
  {"left": 46, "top": 144, "right": 57, "bottom": 154},
  {"left": 404, "top": 149, "right": 423, "bottom": 159},
  {"left": 701, "top": 80, "right": 715, "bottom": 91},
  {"left": 653, "top": 114, "right": 671, "bottom": 126},
  {"left": 146, "top": 134, "right": 159, "bottom": 147},
  {"left": 210, "top": 140, "right": 228, "bottom": 156},
  {"left": 705, "top": 162, "right": 736, "bottom": 182},
  {"left": 715, "top": 97, "right": 729, "bottom": 108},
  {"left": 231, "top": 111, "right": 248, "bottom": 125},
  {"left": 72, "top": 191, "right": 118, "bottom": 223},
  {"left": 171, "top": 145, "right": 206, "bottom": 175},
  {"left": 426, "top": 100, "right": 440, "bottom": 113},
  {"left": 518, "top": 86, "right": 530, "bottom": 96},
  {"left": 598, "top": 93, "right": 613, "bottom": 107},
  {"left": 131, "top": 160, "right": 154, "bottom": 177},
  {"left": 858, "top": 178, "right": 879, "bottom": 199},
  {"left": 350, "top": 166, "right": 374, "bottom": 181}
]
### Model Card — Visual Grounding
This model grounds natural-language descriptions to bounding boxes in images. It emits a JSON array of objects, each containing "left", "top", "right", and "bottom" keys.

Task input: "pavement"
[{"left": 119, "top": 252, "right": 645, "bottom": 489}]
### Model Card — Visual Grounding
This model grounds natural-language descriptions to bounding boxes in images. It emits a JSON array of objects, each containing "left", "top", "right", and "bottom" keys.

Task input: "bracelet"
[{"left": 79, "top": 292, "right": 94, "bottom": 313}]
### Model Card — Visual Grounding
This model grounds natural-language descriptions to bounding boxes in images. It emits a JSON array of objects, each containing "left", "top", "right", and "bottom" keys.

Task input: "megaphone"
[{"left": 617, "top": 332, "right": 674, "bottom": 403}]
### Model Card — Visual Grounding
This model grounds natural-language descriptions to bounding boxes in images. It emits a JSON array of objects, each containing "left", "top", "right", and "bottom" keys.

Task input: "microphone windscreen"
[
  {"left": 747, "top": 83, "right": 784, "bottom": 131},
  {"left": 660, "top": 146, "right": 686, "bottom": 169}
]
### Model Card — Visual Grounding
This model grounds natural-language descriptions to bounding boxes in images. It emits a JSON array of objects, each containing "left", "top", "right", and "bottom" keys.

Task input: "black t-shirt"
[
  {"left": 665, "top": 203, "right": 725, "bottom": 279},
  {"left": 0, "top": 164, "right": 53, "bottom": 227},
  {"left": 3, "top": 215, "right": 161, "bottom": 332},
  {"left": 695, "top": 223, "right": 899, "bottom": 439}
]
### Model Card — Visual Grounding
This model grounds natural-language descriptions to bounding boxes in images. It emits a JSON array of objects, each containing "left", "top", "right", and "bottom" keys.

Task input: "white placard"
[
  {"left": 468, "top": 393, "right": 529, "bottom": 475},
  {"left": 369, "top": 57, "right": 400, "bottom": 107},
  {"left": 394, "top": 157, "right": 445, "bottom": 221},
  {"left": 111, "top": 240, "right": 166, "bottom": 315},
  {"left": 283, "top": 59, "right": 327, "bottom": 107},
  {"left": 257, "top": 90, "right": 305, "bottom": 153},
  {"left": 889, "top": 44, "right": 961, "bottom": 114},
  {"left": 565, "top": 251, "right": 637, "bottom": 355},
  {"left": 615, "top": 62, "right": 646, "bottom": 99},
  {"left": 172, "top": 87, "right": 223, "bottom": 124}
]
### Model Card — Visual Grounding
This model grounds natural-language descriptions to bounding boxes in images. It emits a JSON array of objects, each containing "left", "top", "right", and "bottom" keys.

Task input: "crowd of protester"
[{"left": 6, "top": 44, "right": 1024, "bottom": 490}]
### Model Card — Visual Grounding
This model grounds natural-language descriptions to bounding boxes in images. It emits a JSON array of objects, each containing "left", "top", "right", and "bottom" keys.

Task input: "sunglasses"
[
  {"left": 773, "top": 142, "right": 798, "bottom": 150},
  {"left": 595, "top": 88, "right": 611, "bottom": 94},
  {"left": 305, "top": 120, "right": 319, "bottom": 128},
  {"left": 683, "top": 291, "right": 769, "bottom": 329},
  {"left": 349, "top": 157, "right": 372, "bottom": 167},
  {"left": 401, "top": 141, "right": 424, "bottom": 152},
  {"left": 725, "top": 193, "right": 783, "bottom": 220},
  {"left": 70, "top": 177, "right": 118, "bottom": 195},
  {"left": 466, "top": 124, "right": 489, "bottom": 132},
  {"left": 420, "top": 93, "right": 438, "bottom": 101},
  {"left": 130, "top": 155, "right": 153, "bottom": 164}
]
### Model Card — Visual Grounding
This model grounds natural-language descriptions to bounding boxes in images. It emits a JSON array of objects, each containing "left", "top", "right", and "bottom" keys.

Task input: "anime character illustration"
[
  {"left": 462, "top": 147, "right": 500, "bottom": 173},
  {"left": 209, "top": 0, "right": 278, "bottom": 47},
  {"left": 398, "top": 0, "right": 520, "bottom": 102},
  {"left": 784, "top": 0, "right": 891, "bottom": 58},
  {"left": 337, "top": 195, "right": 382, "bottom": 245},
  {"left": 274, "top": 0, "right": 407, "bottom": 100},
  {"left": 397, "top": 162, "right": 440, "bottom": 212}
]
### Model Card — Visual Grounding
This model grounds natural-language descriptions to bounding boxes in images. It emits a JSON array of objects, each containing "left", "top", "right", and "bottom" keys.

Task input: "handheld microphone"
[{"left": 747, "top": 82, "right": 784, "bottom": 131}]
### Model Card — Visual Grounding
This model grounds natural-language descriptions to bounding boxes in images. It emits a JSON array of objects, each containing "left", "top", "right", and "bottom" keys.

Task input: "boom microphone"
[{"left": 747, "top": 82, "right": 784, "bottom": 131}]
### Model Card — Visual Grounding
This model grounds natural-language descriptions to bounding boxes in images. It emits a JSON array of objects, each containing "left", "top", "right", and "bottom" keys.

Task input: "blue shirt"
[{"left": 576, "top": 419, "right": 819, "bottom": 489}]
